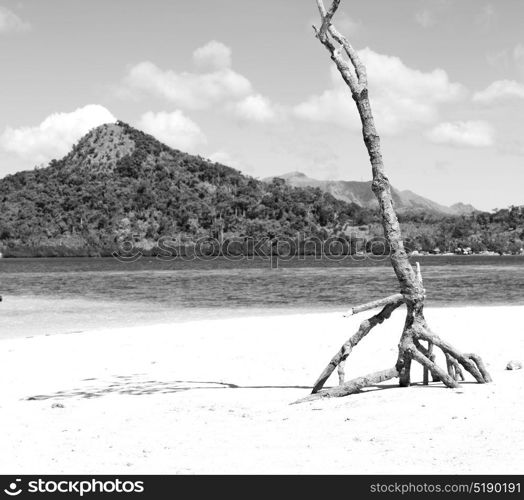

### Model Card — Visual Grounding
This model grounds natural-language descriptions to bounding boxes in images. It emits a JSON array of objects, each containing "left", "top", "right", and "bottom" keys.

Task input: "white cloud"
[
  {"left": 0, "top": 6, "right": 30, "bottom": 34},
  {"left": 426, "top": 120, "right": 495, "bottom": 147},
  {"left": 486, "top": 48, "right": 512, "bottom": 71},
  {"left": 415, "top": 10, "right": 435, "bottom": 28},
  {"left": 413, "top": 1, "right": 451, "bottom": 29},
  {"left": 121, "top": 41, "right": 252, "bottom": 110},
  {"left": 123, "top": 61, "right": 251, "bottom": 110},
  {"left": 486, "top": 43, "right": 524, "bottom": 78},
  {"left": 233, "top": 94, "right": 278, "bottom": 122},
  {"left": 476, "top": 4, "right": 497, "bottom": 31},
  {"left": 120, "top": 41, "right": 284, "bottom": 121},
  {"left": 294, "top": 81, "right": 359, "bottom": 129},
  {"left": 137, "top": 110, "right": 206, "bottom": 152},
  {"left": 514, "top": 43, "right": 524, "bottom": 78},
  {"left": 193, "top": 40, "right": 231, "bottom": 70},
  {"left": 0, "top": 104, "right": 116, "bottom": 164},
  {"left": 335, "top": 13, "right": 363, "bottom": 36},
  {"left": 207, "top": 150, "right": 240, "bottom": 168},
  {"left": 473, "top": 80, "right": 524, "bottom": 103},
  {"left": 294, "top": 48, "right": 465, "bottom": 134}
]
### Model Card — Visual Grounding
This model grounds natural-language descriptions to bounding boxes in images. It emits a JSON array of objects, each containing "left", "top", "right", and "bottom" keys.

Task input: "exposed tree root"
[
  {"left": 292, "top": 367, "right": 399, "bottom": 404},
  {"left": 292, "top": 298, "right": 492, "bottom": 405},
  {"left": 311, "top": 299, "right": 403, "bottom": 394},
  {"left": 445, "top": 353, "right": 465, "bottom": 382},
  {"left": 337, "top": 359, "right": 346, "bottom": 385},
  {"left": 418, "top": 328, "right": 492, "bottom": 384},
  {"left": 409, "top": 344, "right": 459, "bottom": 389},
  {"left": 413, "top": 338, "right": 439, "bottom": 383}
]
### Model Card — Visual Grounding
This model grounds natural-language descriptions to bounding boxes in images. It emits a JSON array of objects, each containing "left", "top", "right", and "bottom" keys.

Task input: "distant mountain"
[
  {"left": 448, "top": 202, "right": 477, "bottom": 215},
  {"left": 265, "top": 172, "right": 476, "bottom": 215}
]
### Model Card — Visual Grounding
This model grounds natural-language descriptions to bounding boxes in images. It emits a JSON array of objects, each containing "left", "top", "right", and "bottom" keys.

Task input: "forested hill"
[
  {"left": 0, "top": 121, "right": 370, "bottom": 256},
  {"left": 0, "top": 121, "right": 522, "bottom": 258}
]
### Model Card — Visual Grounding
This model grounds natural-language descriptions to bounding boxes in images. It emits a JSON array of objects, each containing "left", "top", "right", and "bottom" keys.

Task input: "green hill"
[{"left": 0, "top": 121, "right": 370, "bottom": 257}]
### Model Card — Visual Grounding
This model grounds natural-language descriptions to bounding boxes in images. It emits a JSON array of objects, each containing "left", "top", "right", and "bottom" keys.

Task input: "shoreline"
[
  {"left": 2, "top": 252, "right": 524, "bottom": 260},
  {"left": 3, "top": 299, "right": 524, "bottom": 342},
  {"left": 1, "top": 305, "right": 523, "bottom": 474}
]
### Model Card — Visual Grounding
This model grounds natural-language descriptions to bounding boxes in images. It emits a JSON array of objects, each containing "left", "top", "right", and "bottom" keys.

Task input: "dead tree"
[{"left": 293, "top": 0, "right": 491, "bottom": 404}]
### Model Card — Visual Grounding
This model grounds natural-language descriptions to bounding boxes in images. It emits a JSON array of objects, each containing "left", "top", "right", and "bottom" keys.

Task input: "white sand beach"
[{"left": 1, "top": 305, "right": 523, "bottom": 474}]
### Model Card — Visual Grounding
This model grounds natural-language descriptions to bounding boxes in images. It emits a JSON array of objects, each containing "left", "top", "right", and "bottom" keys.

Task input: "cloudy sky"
[{"left": 1, "top": 0, "right": 523, "bottom": 210}]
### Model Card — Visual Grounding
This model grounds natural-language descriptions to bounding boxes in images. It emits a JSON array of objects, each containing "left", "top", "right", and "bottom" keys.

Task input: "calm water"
[{"left": 0, "top": 255, "right": 523, "bottom": 338}]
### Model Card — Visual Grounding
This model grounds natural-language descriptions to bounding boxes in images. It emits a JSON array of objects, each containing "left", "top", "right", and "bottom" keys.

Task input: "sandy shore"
[{"left": 1, "top": 305, "right": 523, "bottom": 474}]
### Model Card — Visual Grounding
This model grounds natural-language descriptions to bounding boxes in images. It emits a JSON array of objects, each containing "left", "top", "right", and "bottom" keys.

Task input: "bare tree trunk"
[{"left": 293, "top": 0, "right": 491, "bottom": 403}]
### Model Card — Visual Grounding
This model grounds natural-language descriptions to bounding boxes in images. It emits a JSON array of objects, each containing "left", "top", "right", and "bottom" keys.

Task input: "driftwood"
[
  {"left": 343, "top": 293, "right": 403, "bottom": 317},
  {"left": 294, "top": 367, "right": 398, "bottom": 404},
  {"left": 293, "top": 0, "right": 491, "bottom": 404},
  {"left": 312, "top": 299, "right": 403, "bottom": 393}
]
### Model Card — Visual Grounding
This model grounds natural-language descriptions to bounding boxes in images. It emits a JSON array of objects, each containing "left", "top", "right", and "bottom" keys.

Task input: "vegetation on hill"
[
  {"left": 397, "top": 206, "right": 524, "bottom": 255},
  {"left": 0, "top": 122, "right": 522, "bottom": 258},
  {"left": 0, "top": 122, "right": 370, "bottom": 257}
]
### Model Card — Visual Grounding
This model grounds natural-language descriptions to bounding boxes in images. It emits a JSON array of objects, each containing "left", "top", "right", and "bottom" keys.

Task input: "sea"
[{"left": 0, "top": 255, "right": 523, "bottom": 339}]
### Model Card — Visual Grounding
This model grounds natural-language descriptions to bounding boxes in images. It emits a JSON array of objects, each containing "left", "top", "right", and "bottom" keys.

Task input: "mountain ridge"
[{"left": 265, "top": 172, "right": 476, "bottom": 215}]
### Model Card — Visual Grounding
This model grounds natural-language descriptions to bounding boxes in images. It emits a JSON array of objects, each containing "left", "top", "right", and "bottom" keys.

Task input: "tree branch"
[
  {"left": 315, "top": 0, "right": 366, "bottom": 91},
  {"left": 316, "top": 0, "right": 341, "bottom": 36},
  {"left": 314, "top": 0, "right": 359, "bottom": 93},
  {"left": 327, "top": 24, "right": 367, "bottom": 88},
  {"left": 343, "top": 293, "right": 404, "bottom": 317}
]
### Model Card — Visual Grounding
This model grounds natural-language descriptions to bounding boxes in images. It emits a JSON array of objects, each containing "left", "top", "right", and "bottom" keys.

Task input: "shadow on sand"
[
  {"left": 24, "top": 375, "right": 473, "bottom": 401},
  {"left": 25, "top": 376, "right": 313, "bottom": 400}
]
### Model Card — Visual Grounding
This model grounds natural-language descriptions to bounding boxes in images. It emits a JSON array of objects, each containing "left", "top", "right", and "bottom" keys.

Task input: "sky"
[{"left": 0, "top": 0, "right": 523, "bottom": 211}]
